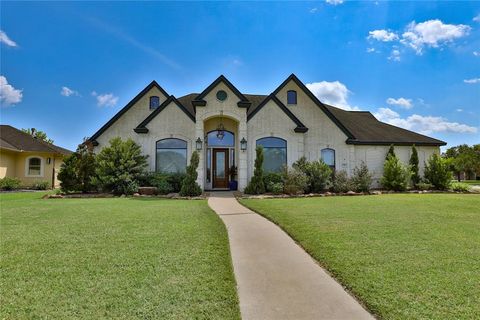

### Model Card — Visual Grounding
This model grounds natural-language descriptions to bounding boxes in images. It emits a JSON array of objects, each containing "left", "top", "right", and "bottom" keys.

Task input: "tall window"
[
  {"left": 321, "top": 148, "right": 335, "bottom": 170},
  {"left": 28, "top": 157, "right": 42, "bottom": 176},
  {"left": 207, "top": 131, "right": 234, "bottom": 147},
  {"left": 257, "top": 137, "right": 287, "bottom": 172},
  {"left": 156, "top": 139, "right": 187, "bottom": 173},
  {"left": 150, "top": 96, "right": 160, "bottom": 109},
  {"left": 287, "top": 90, "right": 297, "bottom": 105}
]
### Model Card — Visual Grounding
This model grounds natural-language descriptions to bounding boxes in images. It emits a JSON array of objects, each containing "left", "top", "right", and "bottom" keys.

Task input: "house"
[
  {"left": 87, "top": 74, "right": 446, "bottom": 190},
  {"left": 0, "top": 125, "right": 71, "bottom": 188}
]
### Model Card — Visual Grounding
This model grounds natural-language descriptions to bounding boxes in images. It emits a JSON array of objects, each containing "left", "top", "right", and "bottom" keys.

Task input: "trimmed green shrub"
[
  {"left": 58, "top": 143, "right": 96, "bottom": 193},
  {"left": 0, "top": 177, "right": 21, "bottom": 191},
  {"left": 179, "top": 151, "right": 202, "bottom": 197},
  {"left": 263, "top": 172, "right": 283, "bottom": 193},
  {"left": 450, "top": 182, "right": 471, "bottom": 192},
  {"left": 31, "top": 181, "right": 50, "bottom": 190},
  {"left": 351, "top": 162, "right": 373, "bottom": 192},
  {"left": 282, "top": 166, "right": 308, "bottom": 195},
  {"left": 92, "top": 137, "right": 148, "bottom": 195},
  {"left": 293, "top": 157, "right": 332, "bottom": 193},
  {"left": 424, "top": 153, "right": 452, "bottom": 190},
  {"left": 244, "top": 146, "right": 265, "bottom": 194},
  {"left": 416, "top": 182, "right": 433, "bottom": 191},
  {"left": 410, "top": 145, "right": 420, "bottom": 187},
  {"left": 332, "top": 171, "right": 353, "bottom": 193},
  {"left": 166, "top": 172, "right": 186, "bottom": 193},
  {"left": 268, "top": 182, "right": 284, "bottom": 195},
  {"left": 58, "top": 153, "right": 80, "bottom": 192},
  {"left": 381, "top": 154, "right": 411, "bottom": 191}
]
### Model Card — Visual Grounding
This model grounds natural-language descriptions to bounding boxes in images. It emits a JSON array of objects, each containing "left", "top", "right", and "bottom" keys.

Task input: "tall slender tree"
[
  {"left": 409, "top": 145, "right": 420, "bottom": 187},
  {"left": 386, "top": 144, "right": 396, "bottom": 160}
]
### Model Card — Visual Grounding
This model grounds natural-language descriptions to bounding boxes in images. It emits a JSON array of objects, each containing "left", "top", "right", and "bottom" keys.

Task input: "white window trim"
[{"left": 25, "top": 156, "right": 44, "bottom": 177}]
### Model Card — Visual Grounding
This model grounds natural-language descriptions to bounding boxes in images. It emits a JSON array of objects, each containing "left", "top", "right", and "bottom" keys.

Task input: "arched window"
[
  {"left": 287, "top": 90, "right": 297, "bottom": 105},
  {"left": 27, "top": 157, "right": 42, "bottom": 176},
  {"left": 156, "top": 138, "right": 187, "bottom": 173},
  {"left": 207, "top": 130, "right": 234, "bottom": 147},
  {"left": 150, "top": 96, "right": 160, "bottom": 109},
  {"left": 257, "top": 137, "right": 287, "bottom": 172},
  {"left": 321, "top": 148, "right": 335, "bottom": 170}
]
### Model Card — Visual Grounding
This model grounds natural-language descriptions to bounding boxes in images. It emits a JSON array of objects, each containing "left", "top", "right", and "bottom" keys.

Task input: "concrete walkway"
[{"left": 208, "top": 192, "right": 374, "bottom": 320}]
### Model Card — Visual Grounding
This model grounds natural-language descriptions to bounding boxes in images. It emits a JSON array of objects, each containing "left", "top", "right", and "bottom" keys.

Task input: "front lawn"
[
  {"left": 241, "top": 194, "right": 480, "bottom": 320},
  {"left": 1, "top": 192, "right": 240, "bottom": 319}
]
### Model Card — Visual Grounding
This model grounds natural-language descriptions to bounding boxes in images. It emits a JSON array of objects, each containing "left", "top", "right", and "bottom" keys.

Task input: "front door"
[{"left": 213, "top": 149, "right": 229, "bottom": 188}]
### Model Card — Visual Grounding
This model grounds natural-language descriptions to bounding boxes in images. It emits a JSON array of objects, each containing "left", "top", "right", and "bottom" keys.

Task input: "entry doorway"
[{"left": 213, "top": 148, "right": 229, "bottom": 188}]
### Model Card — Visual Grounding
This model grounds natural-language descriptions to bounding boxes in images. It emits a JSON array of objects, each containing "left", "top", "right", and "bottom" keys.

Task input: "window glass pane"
[
  {"left": 157, "top": 139, "right": 187, "bottom": 149},
  {"left": 215, "top": 152, "right": 225, "bottom": 178},
  {"left": 257, "top": 137, "right": 286, "bottom": 148},
  {"left": 206, "top": 149, "right": 211, "bottom": 183},
  {"left": 156, "top": 149, "right": 187, "bottom": 173},
  {"left": 207, "top": 131, "right": 234, "bottom": 147},
  {"left": 150, "top": 96, "right": 160, "bottom": 109},
  {"left": 321, "top": 149, "right": 335, "bottom": 167},
  {"left": 28, "top": 158, "right": 41, "bottom": 175},
  {"left": 287, "top": 91, "right": 297, "bottom": 104}
]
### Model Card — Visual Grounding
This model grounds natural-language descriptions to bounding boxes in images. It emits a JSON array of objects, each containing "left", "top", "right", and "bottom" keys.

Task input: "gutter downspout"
[{"left": 51, "top": 155, "right": 56, "bottom": 189}]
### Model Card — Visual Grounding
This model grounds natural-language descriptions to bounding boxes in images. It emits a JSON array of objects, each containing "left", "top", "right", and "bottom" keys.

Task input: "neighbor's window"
[
  {"left": 156, "top": 138, "right": 187, "bottom": 173},
  {"left": 150, "top": 96, "right": 160, "bottom": 109},
  {"left": 28, "top": 157, "right": 42, "bottom": 176},
  {"left": 321, "top": 148, "right": 335, "bottom": 170},
  {"left": 256, "top": 137, "right": 287, "bottom": 173},
  {"left": 287, "top": 90, "right": 297, "bottom": 105}
]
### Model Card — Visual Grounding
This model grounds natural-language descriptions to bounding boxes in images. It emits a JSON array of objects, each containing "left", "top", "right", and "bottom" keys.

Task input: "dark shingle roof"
[
  {"left": 0, "top": 125, "right": 72, "bottom": 154},
  {"left": 324, "top": 105, "right": 446, "bottom": 146},
  {"left": 176, "top": 93, "right": 198, "bottom": 118}
]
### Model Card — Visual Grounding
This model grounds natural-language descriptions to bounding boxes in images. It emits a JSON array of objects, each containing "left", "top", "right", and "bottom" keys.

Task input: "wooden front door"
[{"left": 213, "top": 149, "right": 229, "bottom": 188}]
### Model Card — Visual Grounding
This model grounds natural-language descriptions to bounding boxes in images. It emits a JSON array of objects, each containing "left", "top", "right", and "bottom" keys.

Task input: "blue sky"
[{"left": 1, "top": 1, "right": 479, "bottom": 151}]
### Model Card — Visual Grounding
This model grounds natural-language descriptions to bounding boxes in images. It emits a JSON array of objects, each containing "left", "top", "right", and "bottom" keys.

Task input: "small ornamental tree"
[
  {"left": 92, "top": 137, "right": 148, "bottom": 195},
  {"left": 244, "top": 146, "right": 265, "bottom": 194},
  {"left": 293, "top": 157, "right": 332, "bottom": 193},
  {"left": 424, "top": 153, "right": 452, "bottom": 190},
  {"left": 386, "top": 144, "right": 396, "bottom": 160},
  {"left": 351, "top": 162, "right": 373, "bottom": 192},
  {"left": 409, "top": 145, "right": 420, "bottom": 187},
  {"left": 381, "top": 154, "right": 411, "bottom": 191},
  {"left": 179, "top": 151, "right": 202, "bottom": 196},
  {"left": 58, "top": 143, "right": 96, "bottom": 193}
]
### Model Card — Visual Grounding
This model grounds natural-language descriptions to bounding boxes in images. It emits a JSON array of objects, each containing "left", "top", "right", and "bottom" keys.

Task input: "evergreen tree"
[
  {"left": 179, "top": 151, "right": 202, "bottom": 196},
  {"left": 386, "top": 144, "right": 396, "bottom": 160},
  {"left": 244, "top": 146, "right": 266, "bottom": 194},
  {"left": 409, "top": 145, "right": 420, "bottom": 187}
]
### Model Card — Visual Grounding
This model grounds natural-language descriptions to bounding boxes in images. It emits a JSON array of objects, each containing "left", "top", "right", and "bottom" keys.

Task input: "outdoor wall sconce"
[
  {"left": 46, "top": 157, "right": 51, "bottom": 164},
  {"left": 196, "top": 137, "right": 203, "bottom": 151},
  {"left": 240, "top": 138, "right": 247, "bottom": 151}
]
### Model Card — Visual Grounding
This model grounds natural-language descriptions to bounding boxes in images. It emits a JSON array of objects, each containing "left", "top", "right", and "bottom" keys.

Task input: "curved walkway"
[{"left": 208, "top": 192, "right": 374, "bottom": 320}]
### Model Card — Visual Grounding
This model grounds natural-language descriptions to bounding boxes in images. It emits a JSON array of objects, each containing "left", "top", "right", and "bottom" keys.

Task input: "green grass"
[
  {"left": 240, "top": 194, "right": 480, "bottom": 320},
  {"left": 456, "top": 180, "right": 480, "bottom": 186},
  {"left": 1, "top": 192, "right": 240, "bottom": 319}
]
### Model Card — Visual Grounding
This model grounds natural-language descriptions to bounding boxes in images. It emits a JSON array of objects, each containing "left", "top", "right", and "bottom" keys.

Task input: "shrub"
[
  {"left": 450, "top": 182, "right": 471, "bottom": 193},
  {"left": 141, "top": 172, "right": 173, "bottom": 195},
  {"left": 244, "top": 146, "right": 265, "bottom": 194},
  {"left": 381, "top": 154, "right": 411, "bottom": 191},
  {"left": 282, "top": 167, "right": 308, "bottom": 195},
  {"left": 332, "top": 171, "right": 353, "bottom": 193},
  {"left": 268, "top": 182, "right": 284, "bottom": 195},
  {"left": 92, "top": 137, "right": 148, "bottom": 195},
  {"left": 31, "top": 181, "right": 50, "bottom": 190},
  {"left": 58, "top": 143, "right": 96, "bottom": 193},
  {"left": 179, "top": 151, "right": 202, "bottom": 197},
  {"left": 416, "top": 182, "right": 433, "bottom": 191},
  {"left": 386, "top": 144, "right": 396, "bottom": 160},
  {"left": 166, "top": 172, "right": 186, "bottom": 193},
  {"left": 351, "top": 162, "right": 373, "bottom": 192},
  {"left": 424, "top": 153, "right": 452, "bottom": 190},
  {"left": 410, "top": 145, "right": 420, "bottom": 187},
  {"left": 293, "top": 157, "right": 332, "bottom": 193},
  {"left": 263, "top": 172, "right": 283, "bottom": 193},
  {"left": 0, "top": 177, "right": 21, "bottom": 191}
]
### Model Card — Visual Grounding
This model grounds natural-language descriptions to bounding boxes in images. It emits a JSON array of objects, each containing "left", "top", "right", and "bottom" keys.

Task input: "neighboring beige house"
[
  {"left": 0, "top": 125, "right": 71, "bottom": 188},
  {"left": 88, "top": 74, "right": 446, "bottom": 190}
]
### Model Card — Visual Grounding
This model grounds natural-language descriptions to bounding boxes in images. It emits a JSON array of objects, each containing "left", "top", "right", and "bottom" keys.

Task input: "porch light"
[
  {"left": 216, "top": 123, "right": 225, "bottom": 140},
  {"left": 196, "top": 137, "right": 203, "bottom": 150},
  {"left": 240, "top": 138, "right": 247, "bottom": 151}
]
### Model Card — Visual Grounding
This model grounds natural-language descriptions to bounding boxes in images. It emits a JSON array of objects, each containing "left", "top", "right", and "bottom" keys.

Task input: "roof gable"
[
  {"left": 247, "top": 94, "right": 308, "bottom": 133},
  {"left": 0, "top": 125, "right": 71, "bottom": 154},
  {"left": 89, "top": 80, "right": 169, "bottom": 143},
  {"left": 192, "top": 75, "right": 251, "bottom": 108}
]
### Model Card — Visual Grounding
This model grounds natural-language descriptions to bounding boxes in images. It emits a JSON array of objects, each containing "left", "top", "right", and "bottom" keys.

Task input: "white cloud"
[
  {"left": 368, "top": 29, "right": 399, "bottom": 42},
  {"left": 374, "top": 107, "right": 477, "bottom": 134},
  {"left": 386, "top": 97, "right": 413, "bottom": 109},
  {"left": 388, "top": 49, "right": 401, "bottom": 61},
  {"left": 464, "top": 78, "right": 480, "bottom": 84},
  {"left": 456, "top": 108, "right": 463, "bottom": 112},
  {"left": 366, "top": 47, "right": 376, "bottom": 53},
  {"left": 474, "top": 51, "right": 479, "bottom": 56},
  {"left": 401, "top": 19, "right": 471, "bottom": 54},
  {"left": 60, "top": 86, "right": 79, "bottom": 97},
  {"left": 92, "top": 91, "right": 118, "bottom": 107},
  {"left": 306, "top": 80, "right": 359, "bottom": 110},
  {"left": 310, "top": 8, "right": 318, "bottom": 13},
  {"left": 0, "top": 30, "right": 17, "bottom": 47},
  {"left": 325, "top": 0, "right": 344, "bottom": 5},
  {"left": 474, "top": 14, "right": 480, "bottom": 22},
  {"left": 0, "top": 76, "right": 22, "bottom": 106}
]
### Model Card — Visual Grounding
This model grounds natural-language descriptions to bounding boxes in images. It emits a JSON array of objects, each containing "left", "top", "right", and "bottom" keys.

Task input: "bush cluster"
[
  {"left": 139, "top": 172, "right": 186, "bottom": 195},
  {"left": 450, "top": 182, "right": 471, "bottom": 192},
  {"left": 31, "top": 181, "right": 50, "bottom": 190},
  {"left": 381, "top": 154, "right": 412, "bottom": 191},
  {"left": 0, "top": 177, "right": 21, "bottom": 191},
  {"left": 424, "top": 153, "right": 452, "bottom": 190}
]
